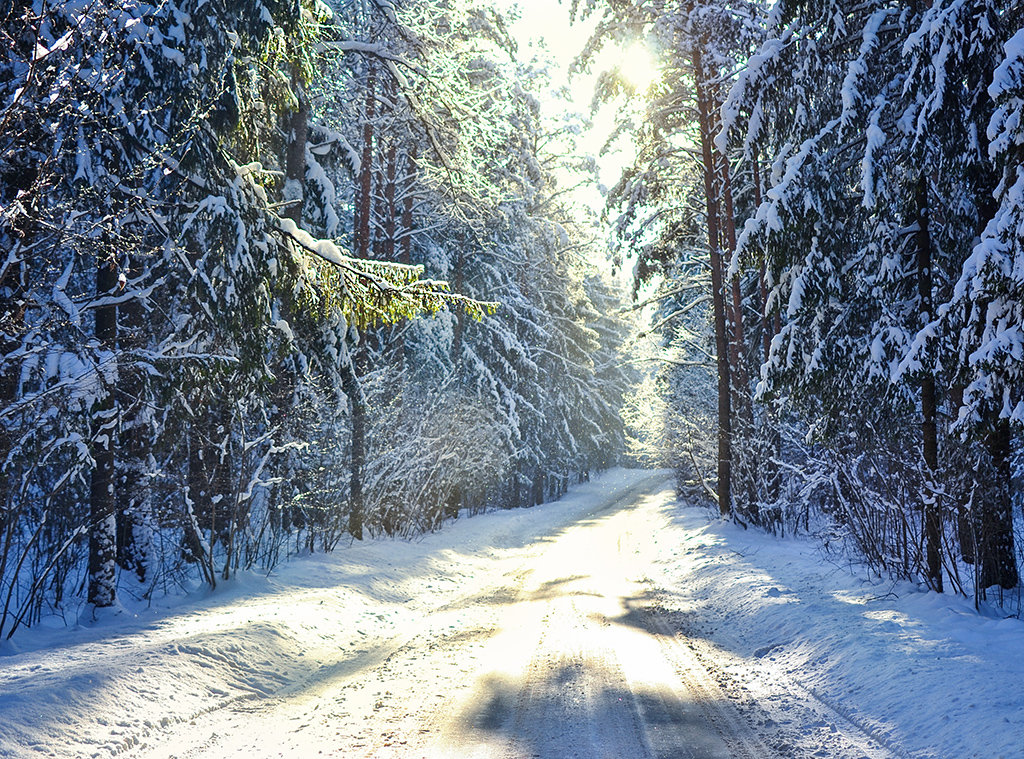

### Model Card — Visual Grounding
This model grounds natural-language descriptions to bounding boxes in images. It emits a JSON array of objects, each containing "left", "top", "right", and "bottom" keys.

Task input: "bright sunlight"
[{"left": 618, "top": 42, "right": 659, "bottom": 92}]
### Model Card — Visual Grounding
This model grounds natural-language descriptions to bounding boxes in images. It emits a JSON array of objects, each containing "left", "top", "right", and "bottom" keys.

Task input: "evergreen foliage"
[
  {"left": 0, "top": 0, "right": 633, "bottom": 635},
  {"left": 588, "top": 0, "right": 1024, "bottom": 603}
]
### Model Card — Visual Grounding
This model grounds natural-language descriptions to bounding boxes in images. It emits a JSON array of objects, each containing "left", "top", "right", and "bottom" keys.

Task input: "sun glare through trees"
[{"left": 618, "top": 42, "right": 660, "bottom": 92}]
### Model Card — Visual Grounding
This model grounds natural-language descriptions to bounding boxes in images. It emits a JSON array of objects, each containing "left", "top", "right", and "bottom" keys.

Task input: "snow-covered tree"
[
  {"left": 577, "top": 0, "right": 767, "bottom": 517},
  {"left": 719, "top": 0, "right": 1022, "bottom": 593},
  {"left": 0, "top": 0, "right": 497, "bottom": 625}
]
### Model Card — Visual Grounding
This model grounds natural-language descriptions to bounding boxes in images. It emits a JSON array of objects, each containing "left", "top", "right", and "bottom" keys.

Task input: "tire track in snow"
[
  {"left": 652, "top": 594, "right": 909, "bottom": 759},
  {"left": 635, "top": 605, "right": 767, "bottom": 759},
  {"left": 12, "top": 470, "right": 916, "bottom": 759},
  {"left": 134, "top": 477, "right": 681, "bottom": 757},
  {"left": 423, "top": 476, "right": 777, "bottom": 759}
]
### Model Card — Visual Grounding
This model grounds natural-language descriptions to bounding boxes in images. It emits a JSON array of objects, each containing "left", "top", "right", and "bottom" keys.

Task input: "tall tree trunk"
[
  {"left": 694, "top": 46, "right": 731, "bottom": 516},
  {"left": 284, "top": 65, "right": 309, "bottom": 226},
  {"left": 88, "top": 260, "right": 119, "bottom": 607},
  {"left": 0, "top": 248, "right": 24, "bottom": 519},
  {"left": 212, "top": 411, "right": 236, "bottom": 580},
  {"left": 340, "top": 353, "right": 365, "bottom": 539},
  {"left": 949, "top": 384, "right": 976, "bottom": 564},
  {"left": 377, "top": 77, "right": 403, "bottom": 366},
  {"left": 977, "top": 417, "right": 1018, "bottom": 591},
  {"left": 532, "top": 471, "right": 545, "bottom": 507},
  {"left": 915, "top": 175, "right": 943, "bottom": 592},
  {"left": 0, "top": 249, "right": 24, "bottom": 404},
  {"left": 184, "top": 432, "right": 216, "bottom": 588},
  {"left": 268, "top": 60, "right": 310, "bottom": 540},
  {"left": 719, "top": 155, "right": 746, "bottom": 396},
  {"left": 390, "top": 145, "right": 417, "bottom": 370},
  {"left": 719, "top": 150, "right": 756, "bottom": 517},
  {"left": 356, "top": 63, "right": 376, "bottom": 259},
  {"left": 382, "top": 78, "right": 398, "bottom": 263},
  {"left": 0, "top": 250, "right": 23, "bottom": 606},
  {"left": 383, "top": 142, "right": 397, "bottom": 260},
  {"left": 0, "top": 163, "right": 34, "bottom": 531},
  {"left": 281, "top": 62, "right": 369, "bottom": 540},
  {"left": 751, "top": 157, "right": 774, "bottom": 365},
  {"left": 451, "top": 238, "right": 466, "bottom": 361},
  {"left": 400, "top": 146, "right": 416, "bottom": 266},
  {"left": 115, "top": 254, "right": 149, "bottom": 583},
  {"left": 751, "top": 155, "right": 782, "bottom": 508},
  {"left": 349, "top": 62, "right": 375, "bottom": 530}
]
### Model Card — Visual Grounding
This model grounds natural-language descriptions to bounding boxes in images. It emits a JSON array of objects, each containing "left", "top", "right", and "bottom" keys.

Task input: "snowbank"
[{"left": 648, "top": 508, "right": 1024, "bottom": 759}]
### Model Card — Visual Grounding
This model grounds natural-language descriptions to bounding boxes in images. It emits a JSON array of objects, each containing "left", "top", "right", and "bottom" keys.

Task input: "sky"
[
  {"left": 503, "top": 0, "right": 657, "bottom": 90},
  {"left": 496, "top": 0, "right": 657, "bottom": 208},
  {"left": 492, "top": 0, "right": 660, "bottom": 286},
  {"left": 503, "top": 0, "right": 593, "bottom": 70}
]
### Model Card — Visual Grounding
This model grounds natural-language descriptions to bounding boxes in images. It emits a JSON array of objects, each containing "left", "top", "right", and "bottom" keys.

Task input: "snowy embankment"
[
  {"left": 646, "top": 509, "right": 1024, "bottom": 759},
  {"left": 1, "top": 468, "right": 1022, "bottom": 758}
]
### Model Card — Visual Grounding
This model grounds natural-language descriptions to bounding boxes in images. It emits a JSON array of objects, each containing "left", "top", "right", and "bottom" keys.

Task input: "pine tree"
[
  {"left": 718, "top": 0, "right": 1021, "bottom": 590},
  {"left": 578, "top": 0, "right": 765, "bottom": 516}
]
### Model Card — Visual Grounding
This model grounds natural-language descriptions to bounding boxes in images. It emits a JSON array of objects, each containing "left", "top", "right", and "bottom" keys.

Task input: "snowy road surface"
[
  {"left": 3, "top": 468, "right": 1024, "bottom": 758},
  {"left": 142, "top": 471, "right": 775, "bottom": 759}
]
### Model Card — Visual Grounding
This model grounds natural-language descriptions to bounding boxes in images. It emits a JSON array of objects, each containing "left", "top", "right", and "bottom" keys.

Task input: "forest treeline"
[
  {"left": 0, "top": 0, "right": 634, "bottom": 636},
  {"left": 5, "top": 0, "right": 1023, "bottom": 638},
  {"left": 598, "top": 0, "right": 1024, "bottom": 604}
]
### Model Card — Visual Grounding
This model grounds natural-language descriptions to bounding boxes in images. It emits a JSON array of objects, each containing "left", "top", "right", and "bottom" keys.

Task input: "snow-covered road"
[
  {"left": 406, "top": 472, "right": 768, "bottom": 758},
  {"left": 139, "top": 470, "right": 775, "bottom": 759},
  {"left": 3, "top": 469, "right": 1024, "bottom": 758}
]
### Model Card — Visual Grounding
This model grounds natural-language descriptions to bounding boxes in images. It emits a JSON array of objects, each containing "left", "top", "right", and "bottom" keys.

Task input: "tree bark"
[
  {"left": 0, "top": 163, "right": 34, "bottom": 524},
  {"left": 340, "top": 353, "right": 365, "bottom": 540},
  {"left": 451, "top": 235, "right": 466, "bottom": 361},
  {"left": 751, "top": 157, "right": 775, "bottom": 365},
  {"left": 915, "top": 175, "right": 943, "bottom": 592},
  {"left": 401, "top": 146, "right": 417, "bottom": 266},
  {"left": 751, "top": 155, "right": 782, "bottom": 508},
  {"left": 719, "top": 150, "right": 757, "bottom": 516},
  {"left": 694, "top": 45, "right": 731, "bottom": 516},
  {"left": 949, "top": 384, "right": 975, "bottom": 564},
  {"left": 183, "top": 434, "right": 216, "bottom": 588},
  {"left": 0, "top": 250, "right": 24, "bottom": 405},
  {"left": 88, "top": 260, "right": 119, "bottom": 607},
  {"left": 116, "top": 254, "right": 149, "bottom": 583},
  {"left": 356, "top": 63, "right": 376, "bottom": 259},
  {"left": 382, "top": 77, "right": 398, "bottom": 263},
  {"left": 719, "top": 155, "right": 746, "bottom": 396},
  {"left": 0, "top": 249, "right": 23, "bottom": 521},
  {"left": 977, "top": 417, "right": 1018, "bottom": 590},
  {"left": 389, "top": 145, "right": 417, "bottom": 369},
  {"left": 283, "top": 66, "right": 309, "bottom": 225}
]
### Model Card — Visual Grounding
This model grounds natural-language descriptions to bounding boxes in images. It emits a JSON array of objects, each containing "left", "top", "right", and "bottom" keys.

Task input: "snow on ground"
[
  {"left": 1, "top": 468, "right": 1023, "bottom": 758},
  {"left": 643, "top": 505, "right": 1024, "bottom": 759},
  {"left": 0, "top": 470, "right": 661, "bottom": 758}
]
